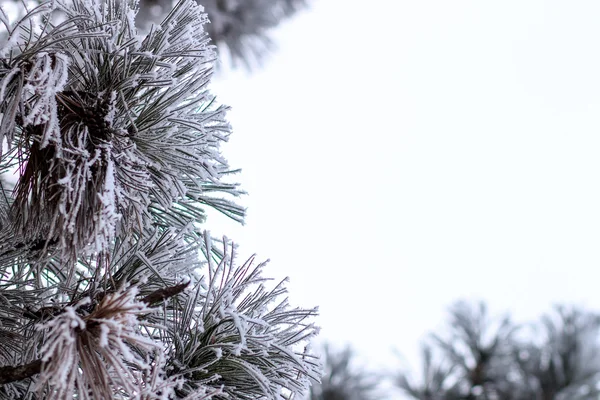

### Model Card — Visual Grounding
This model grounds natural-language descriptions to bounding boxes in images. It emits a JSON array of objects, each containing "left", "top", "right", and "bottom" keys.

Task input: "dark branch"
[
  {"left": 23, "top": 305, "right": 63, "bottom": 320},
  {"left": 0, "top": 359, "right": 42, "bottom": 385},
  {"left": 141, "top": 281, "right": 190, "bottom": 306}
]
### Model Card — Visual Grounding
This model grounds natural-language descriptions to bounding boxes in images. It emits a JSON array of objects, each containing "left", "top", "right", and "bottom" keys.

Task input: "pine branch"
[
  {"left": 0, "top": 0, "right": 318, "bottom": 396},
  {"left": 0, "top": 282, "right": 190, "bottom": 385},
  {"left": 2, "top": 0, "right": 245, "bottom": 263},
  {"left": 0, "top": 359, "right": 42, "bottom": 385},
  {"left": 21, "top": 282, "right": 190, "bottom": 322}
]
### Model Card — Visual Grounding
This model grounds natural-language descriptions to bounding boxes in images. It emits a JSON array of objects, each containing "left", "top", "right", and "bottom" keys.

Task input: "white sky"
[{"left": 209, "top": 1, "right": 600, "bottom": 396}]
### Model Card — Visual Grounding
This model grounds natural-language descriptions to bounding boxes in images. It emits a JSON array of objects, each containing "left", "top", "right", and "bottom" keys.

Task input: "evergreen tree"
[
  {"left": 396, "top": 344, "right": 463, "bottom": 400},
  {"left": 136, "top": 0, "right": 309, "bottom": 67},
  {"left": 397, "top": 301, "right": 517, "bottom": 399},
  {"left": 0, "top": 1, "right": 319, "bottom": 398},
  {"left": 514, "top": 306, "right": 600, "bottom": 399},
  {"left": 308, "top": 345, "right": 379, "bottom": 400},
  {"left": 396, "top": 301, "right": 600, "bottom": 399}
]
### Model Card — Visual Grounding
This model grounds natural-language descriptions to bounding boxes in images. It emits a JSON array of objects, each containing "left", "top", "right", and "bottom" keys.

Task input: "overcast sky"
[{"left": 209, "top": 1, "right": 600, "bottom": 396}]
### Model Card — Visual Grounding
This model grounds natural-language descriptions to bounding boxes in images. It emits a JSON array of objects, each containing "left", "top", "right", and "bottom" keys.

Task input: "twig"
[{"left": 142, "top": 281, "right": 190, "bottom": 306}]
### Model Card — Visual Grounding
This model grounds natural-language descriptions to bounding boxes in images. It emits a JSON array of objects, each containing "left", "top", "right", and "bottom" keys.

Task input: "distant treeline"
[{"left": 310, "top": 301, "right": 600, "bottom": 400}]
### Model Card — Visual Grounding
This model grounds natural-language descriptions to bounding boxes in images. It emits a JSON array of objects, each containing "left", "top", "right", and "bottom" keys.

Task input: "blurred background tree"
[
  {"left": 513, "top": 306, "right": 600, "bottom": 400},
  {"left": 310, "top": 302, "right": 600, "bottom": 399},
  {"left": 308, "top": 344, "right": 380, "bottom": 400},
  {"left": 396, "top": 301, "right": 600, "bottom": 400},
  {"left": 396, "top": 301, "right": 517, "bottom": 399},
  {"left": 136, "top": 0, "right": 309, "bottom": 68}
]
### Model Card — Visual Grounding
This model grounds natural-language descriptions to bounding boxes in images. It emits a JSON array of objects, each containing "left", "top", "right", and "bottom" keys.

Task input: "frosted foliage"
[
  {"left": 95, "top": 147, "right": 120, "bottom": 252},
  {"left": 36, "top": 287, "right": 176, "bottom": 399},
  {"left": 0, "top": 0, "right": 244, "bottom": 261},
  {"left": 0, "top": 0, "right": 319, "bottom": 398},
  {"left": 170, "top": 234, "right": 321, "bottom": 399},
  {"left": 22, "top": 52, "right": 69, "bottom": 149},
  {"left": 15, "top": 233, "right": 319, "bottom": 400},
  {"left": 135, "top": 0, "right": 307, "bottom": 66}
]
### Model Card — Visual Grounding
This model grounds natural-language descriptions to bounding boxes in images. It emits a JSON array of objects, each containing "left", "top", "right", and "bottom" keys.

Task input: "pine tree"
[
  {"left": 396, "top": 301, "right": 600, "bottom": 400},
  {"left": 0, "top": 1, "right": 319, "bottom": 398},
  {"left": 514, "top": 306, "right": 600, "bottom": 399},
  {"left": 308, "top": 345, "right": 379, "bottom": 400},
  {"left": 136, "top": 0, "right": 309, "bottom": 68},
  {"left": 396, "top": 344, "right": 463, "bottom": 400},
  {"left": 397, "top": 301, "right": 517, "bottom": 399}
]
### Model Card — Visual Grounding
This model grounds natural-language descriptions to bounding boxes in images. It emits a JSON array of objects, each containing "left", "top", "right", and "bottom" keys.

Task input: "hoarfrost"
[
  {"left": 36, "top": 286, "right": 170, "bottom": 399},
  {"left": 22, "top": 52, "right": 69, "bottom": 150}
]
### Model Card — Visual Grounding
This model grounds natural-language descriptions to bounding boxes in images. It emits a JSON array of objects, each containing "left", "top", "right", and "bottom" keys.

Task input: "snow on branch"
[
  {"left": 0, "top": 1, "right": 320, "bottom": 398},
  {"left": 0, "top": 282, "right": 190, "bottom": 386},
  {"left": 168, "top": 233, "right": 321, "bottom": 399},
  {"left": 0, "top": 0, "right": 244, "bottom": 264},
  {"left": 34, "top": 286, "right": 178, "bottom": 399},
  {"left": 0, "top": 234, "right": 320, "bottom": 400}
]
